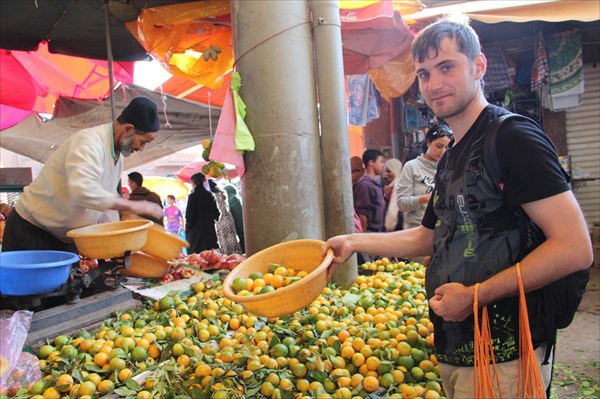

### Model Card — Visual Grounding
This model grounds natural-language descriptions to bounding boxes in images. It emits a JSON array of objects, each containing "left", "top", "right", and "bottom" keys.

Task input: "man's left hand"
[{"left": 428, "top": 283, "right": 475, "bottom": 322}]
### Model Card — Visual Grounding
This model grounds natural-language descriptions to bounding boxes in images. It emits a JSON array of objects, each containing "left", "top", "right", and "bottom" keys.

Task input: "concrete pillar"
[
  {"left": 311, "top": 0, "right": 357, "bottom": 288},
  {"left": 231, "top": 0, "right": 325, "bottom": 253}
]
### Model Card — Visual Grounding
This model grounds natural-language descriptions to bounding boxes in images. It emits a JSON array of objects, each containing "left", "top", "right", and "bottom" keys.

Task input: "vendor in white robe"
[{"left": 2, "top": 97, "right": 164, "bottom": 253}]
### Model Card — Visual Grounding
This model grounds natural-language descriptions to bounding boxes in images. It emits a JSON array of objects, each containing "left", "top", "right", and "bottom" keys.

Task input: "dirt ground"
[{"left": 551, "top": 264, "right": 600, "bottom": 398}]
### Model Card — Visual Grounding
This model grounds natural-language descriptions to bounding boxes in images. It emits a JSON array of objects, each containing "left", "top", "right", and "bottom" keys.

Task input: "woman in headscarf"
[
  {"left": 223, "top": 184, "right": 245, "bottom": 253},
  {"left": 383, "top": 158, "right": 403, "bottom": 232},
  {"left": 208, "top": 179, "right": 241, "bottom": 255}
]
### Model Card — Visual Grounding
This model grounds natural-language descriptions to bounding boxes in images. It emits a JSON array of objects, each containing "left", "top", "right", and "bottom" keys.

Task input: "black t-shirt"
[
  {"left": 421, "top": 105, "right": 571, "bottom": 365},
  {"left": 423, "top": 105, "right": 570, "bottom": 229}
]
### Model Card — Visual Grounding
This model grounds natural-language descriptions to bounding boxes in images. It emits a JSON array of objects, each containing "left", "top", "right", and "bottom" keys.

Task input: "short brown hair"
[{"left": 411, "top": 16, "right": 481, "bottom": 63}]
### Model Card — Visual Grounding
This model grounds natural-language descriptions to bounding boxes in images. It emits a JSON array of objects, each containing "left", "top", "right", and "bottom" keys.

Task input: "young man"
[
  {"left": 352, "top": 149, "right": 386, "bottom": 233},
  {"left": 324, "top": 17, "right": 592, "bottom": 398},
  {"left": 2, "top": 97, "right": 164, "bottom": 252}
]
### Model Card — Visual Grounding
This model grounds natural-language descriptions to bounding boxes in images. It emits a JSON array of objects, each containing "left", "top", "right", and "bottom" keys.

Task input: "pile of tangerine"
[{"left": 230, "top": 263, "right": 308, "bottom": 296}]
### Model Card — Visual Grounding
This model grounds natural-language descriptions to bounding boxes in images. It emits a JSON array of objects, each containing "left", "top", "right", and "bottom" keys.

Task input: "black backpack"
[{"left": 483, "top": 113, "right": 591, "bottom": 340}]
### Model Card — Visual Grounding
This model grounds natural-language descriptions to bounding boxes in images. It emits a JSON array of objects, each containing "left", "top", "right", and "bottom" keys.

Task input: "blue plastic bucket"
[{"left": 0, "top": 250, "right": 79, "bottom": 296}]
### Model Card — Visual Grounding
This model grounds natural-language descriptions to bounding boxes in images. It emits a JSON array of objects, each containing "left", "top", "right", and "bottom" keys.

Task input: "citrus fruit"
[
  {"left": 30, "top": 381, "right": 45, "bottom": 395},
  {"left": 362, "top": 376, "right": 379, "bottom": 393},
  {"left": 78, "top": 381, "right": 96, "bottom": 397},
  {"left": 158, "top": 296, "right": 174, "bottom": 311},
  {"left": 53, "top": 335, "right": 69, "bottom": 349},
  {"left": 97, "top": 380, "right": 114, "bottom": 394},
  {"left": 259, "top": 286, "right": 275, "bottom": 295},
  {"left": 55, "top": 375, "right": 74, "bottom": 392},
  {"left": 38, "top": 345, "right": 55, "bottom": 359},
  {"left": 231, "top": 277, "right": 247, "bottom": 293},
  {"left": 109, "top": 357, "right": 126, "bottom": 371},
  {"left": 249, "top": 271, "right": 263, "bottom": 280},
  {"left": 42, "top": 387, "right": 61, "bottom": 399},
  {"left": 132, "top": 346, "right": 148, "bottom": 362}
]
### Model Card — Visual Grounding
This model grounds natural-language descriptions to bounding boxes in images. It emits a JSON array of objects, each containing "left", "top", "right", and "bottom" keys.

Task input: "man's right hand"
[{"left": 322, "top": 235, "right": 354, "bottom": 266}]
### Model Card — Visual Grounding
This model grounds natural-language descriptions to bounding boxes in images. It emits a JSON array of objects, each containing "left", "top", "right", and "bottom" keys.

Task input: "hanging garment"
[
  {"left": 544, "top": 30, "right": 584, "bottom": 111},
  {"left": 483, "top": 48, "right": 512, "bottom": 93},
  {"left": 531, "top": 32, "right": 549, "bottom": 92},
  {"left": 347, "top": 74, "right": 380, "bottom": 126}
]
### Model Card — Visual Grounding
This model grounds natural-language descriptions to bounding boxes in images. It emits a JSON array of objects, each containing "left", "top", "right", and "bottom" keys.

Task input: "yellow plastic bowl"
[
  {"left": 222, "top": 239, "right": 334, "bottom": 318},
  {"left": 122, "top": 252, "right": 169, "bottom": 278},
  {"left": 141, "top": 224, "right": 190, "bottom": 261},
  {"left": 66, "top": 220, "right": 153, "bottom": 259}
]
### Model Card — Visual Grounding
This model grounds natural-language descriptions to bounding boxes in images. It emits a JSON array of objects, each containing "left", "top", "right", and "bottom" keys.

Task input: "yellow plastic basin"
[
  {"left": 122, "top": 252, "right": 169, "bottom": 278},
  {"left": 141, "top": 224, "right": 190, "bottom": 261},
  {"left": 222, "top": 239, "right": 334, "bottom": 318},
  {"left": 66, "top": 220, "right": 153, "bottom": 259}
]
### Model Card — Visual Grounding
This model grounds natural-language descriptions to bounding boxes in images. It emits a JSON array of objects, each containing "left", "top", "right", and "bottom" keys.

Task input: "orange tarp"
[{"left": 130, "top": 0, "right": 420, "bottom": 101}]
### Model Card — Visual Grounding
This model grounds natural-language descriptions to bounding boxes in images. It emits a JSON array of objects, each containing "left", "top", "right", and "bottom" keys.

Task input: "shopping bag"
[{"left": 473, "top": 263, "right": 546, "bottom": 398}]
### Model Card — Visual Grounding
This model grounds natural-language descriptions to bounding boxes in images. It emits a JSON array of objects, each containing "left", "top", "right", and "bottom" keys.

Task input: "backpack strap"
[
  {"left": 483, "top": 113, "right": 541, "bottom": 193},
  {"left": 483, "top": 112, "right": 557, "bottom": 363}
]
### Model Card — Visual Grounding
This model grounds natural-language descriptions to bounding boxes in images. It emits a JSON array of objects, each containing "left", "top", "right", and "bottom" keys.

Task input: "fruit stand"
[{"left": 0, "top": 256, "right": 444, "bottom": 399}]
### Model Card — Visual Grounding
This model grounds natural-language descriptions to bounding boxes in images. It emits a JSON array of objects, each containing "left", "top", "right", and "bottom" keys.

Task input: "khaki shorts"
[{"left": 438, "top": 345, "right": 553, "bottom": 399}]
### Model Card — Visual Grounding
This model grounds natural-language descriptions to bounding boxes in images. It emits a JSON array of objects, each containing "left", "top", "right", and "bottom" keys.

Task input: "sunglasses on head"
[{"left": 429, "top": 128, "right": 453, "bottom": 139}]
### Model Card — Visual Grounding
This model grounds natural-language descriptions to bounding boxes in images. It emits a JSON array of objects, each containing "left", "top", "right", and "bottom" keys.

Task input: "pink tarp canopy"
[{"left": 0, "top": 42, "right": 134, "bottom": 130}]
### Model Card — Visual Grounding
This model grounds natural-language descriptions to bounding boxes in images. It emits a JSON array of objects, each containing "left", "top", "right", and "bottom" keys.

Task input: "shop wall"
[
  {"left": 566, "top": 63, "right": 600, "bottom": 228},
  {"left": 542, "top": 109, "right": 567, "bottom": 156},
  {"left": 363, "top": 99, "right": 393, "bottom": 157}
]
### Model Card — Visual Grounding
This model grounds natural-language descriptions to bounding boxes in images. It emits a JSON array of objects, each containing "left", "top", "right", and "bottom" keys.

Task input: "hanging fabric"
[
  {"left": 544, "top": 30, "right": 584, "bottom": 111},
  {"left": 347, "top": 74, "right": 380, "bottom": 126},
  {"left": 483, "top": 48, "right": 512, "bottom": 93}
]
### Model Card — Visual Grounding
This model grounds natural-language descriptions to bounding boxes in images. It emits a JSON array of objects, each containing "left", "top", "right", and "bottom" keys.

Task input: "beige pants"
[{"left": 438, "top": 346, "right": 553, "bottom": 399}]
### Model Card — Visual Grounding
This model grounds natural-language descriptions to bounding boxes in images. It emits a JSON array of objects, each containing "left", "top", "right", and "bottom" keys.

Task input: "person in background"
[
  {"left": 185, "top": 173, "right": 220, "bottom": 254},
  {"left": 350, "top": 156, "right": 365, "bottom": 234},
  {"left": 350, "top": 156, "right": 365, "bottom": 185},
  {"left": 209, "top": 180, "right": 241, "bottom": 255},
  {"left": 164, "top": 194, "right": 184, "bottom": 235},
  {"left": 2, "top": 96, "right": 163, "bottom": 252},
  {"left": 223, "top": 184, "right": 245, "bottom": 254},
  {"left": 397, "top": 124, "right": 452, "bottom": 230},
  {"left": 324, "top": 16, "right": 592, "bottom": 398},
  {"left": 127, "top": 171, "right": 163, "bottom": 226},
  {"left": 383, "top": 158, "right": 403, "bottom": 232},
  {"left": 353, "top": 149, "right": 385, "bottom": 233}
]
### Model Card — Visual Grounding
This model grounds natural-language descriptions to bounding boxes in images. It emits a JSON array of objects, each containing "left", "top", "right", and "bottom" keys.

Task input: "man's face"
[
  {"left": 119, "top": 128, "right": 158, "bottom": 158},
  {"left": 371, "top": 156, "right": 385, "bottom": 176},
  {"left": 415, "top": 37, "right": 485, "bottom": 121}
]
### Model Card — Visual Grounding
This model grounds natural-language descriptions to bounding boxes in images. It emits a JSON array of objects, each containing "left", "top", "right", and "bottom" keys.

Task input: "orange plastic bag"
[{"left": 473, "top": 263, "right": 546, "bottom": 399}]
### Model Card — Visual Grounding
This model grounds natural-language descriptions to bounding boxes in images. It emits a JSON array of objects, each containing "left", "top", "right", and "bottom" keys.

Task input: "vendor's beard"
[{"left": 119, "top": 135, "right": 135, "bottom": 158}]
